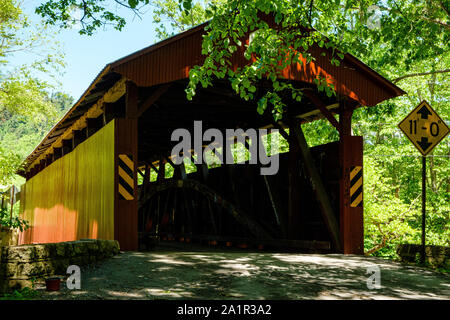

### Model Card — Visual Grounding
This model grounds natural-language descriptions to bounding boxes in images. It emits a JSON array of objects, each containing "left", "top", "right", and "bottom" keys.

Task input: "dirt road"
[{"left": 33, "top": 243, "right": 449, "bottom": 300}]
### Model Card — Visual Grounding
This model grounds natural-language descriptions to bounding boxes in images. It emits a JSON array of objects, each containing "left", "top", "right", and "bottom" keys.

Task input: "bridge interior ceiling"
[{"left": 136, "top": 79, "right": 339, "bottom": 166}]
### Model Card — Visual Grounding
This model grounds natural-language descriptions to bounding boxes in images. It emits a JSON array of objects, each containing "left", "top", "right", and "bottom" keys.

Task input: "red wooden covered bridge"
[{"left": 17, "top": 21, "right": 404, "bottom": 253}]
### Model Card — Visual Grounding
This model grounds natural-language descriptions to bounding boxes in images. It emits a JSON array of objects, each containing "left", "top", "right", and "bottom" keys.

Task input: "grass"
[{"left": 0, "top": 287, "right": 37, "bottom": 300}]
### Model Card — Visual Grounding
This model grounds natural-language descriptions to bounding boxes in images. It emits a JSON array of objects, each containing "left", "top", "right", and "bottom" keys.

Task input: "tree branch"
[
  {"left": 423, "top": 17, "right": 450, "bottom": 29},
  {"left": 438, "top": 0, "right": 450, "bottom": 16},
  {"left": 393, "top": 69, "right": 450, "bottom": 83}
]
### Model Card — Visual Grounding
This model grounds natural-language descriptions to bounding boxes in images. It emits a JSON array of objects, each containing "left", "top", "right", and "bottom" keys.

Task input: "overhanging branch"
[{"left": 393, "top": 69, "right": 450, "bottom": 83}]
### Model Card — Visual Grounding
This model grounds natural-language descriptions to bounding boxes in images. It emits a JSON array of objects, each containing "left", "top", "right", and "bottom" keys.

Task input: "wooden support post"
[
  {"left": 39, "top": 159, "right": 46, "bottom": 171},
  {"left": 86, "top": 116, "right": 103, "bottom": 138},
  {"left": 114, "top": 81, "right": 139, "bottom": 251},
  {"left": 144, "top": 165, "right": 151, "bottom": 185},
  {"left": 181, "top": 189, "right": 193, "bottom": 234},
  {"left": 290, "top": 119, "right": 342, "bottom": 252},
  {"left": 339, "top": 101, "right": 364, "bottom": 254},
  {"left": 171, "top": 189, "right": 179, "bottom": 235},
  {"left": 44, "top": 154, "right": 52, "bottom": 167},
  {"left": 29, "top": 167, "right": 35, "bottom": 178},
  {"left": 138, "top": 166, "right": 147, "bottom": 202},
  {"left": 200, "top": 159, "right": 209, "bottom": 182},
  {"left": 103, "top": 102, "right": 116, "bottom": 125},
  {"left": 72, "top": 130, "right": 84, "bottom": 149},
  {"left": 163, "top": 190, "right": 171, "bottom": 234},
  {"left": 179, "top": 161, "right": 187, "bottom": 180},
  {"left": 62, "top": 139, "right": 72, "bottom": 156},
  {"left": 139, "top": 164, "right": 150, "bottom": 202},
  {"left": 287, "top": 129, "right": 302, "bottom": 239},
  {"left": 53, "top": 147, "right": 62, "bottom": 160},
  {"left": 157, "top": 156, "right": 166, "bottom": 182},
  {"left": 80, "top": 127, "right": 87, "bottom": 142}
]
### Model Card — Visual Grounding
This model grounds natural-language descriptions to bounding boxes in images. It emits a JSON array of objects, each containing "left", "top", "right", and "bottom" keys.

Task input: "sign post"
[
  {"left": 398, "top": 100, "right": 449, "bottom": 264},
  {"left": 421, "top": 156, "right": 426, "bottom": 264}
]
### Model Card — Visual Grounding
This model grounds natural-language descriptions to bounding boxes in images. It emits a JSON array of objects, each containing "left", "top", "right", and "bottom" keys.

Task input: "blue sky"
[{"left": 21, "top": 1, "right": 161, "bottom": 101}]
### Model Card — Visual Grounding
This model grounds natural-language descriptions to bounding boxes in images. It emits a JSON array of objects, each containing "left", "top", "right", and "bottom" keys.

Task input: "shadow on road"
[{"left": 33, "top": 243, "right": 450, "bottom": 300}]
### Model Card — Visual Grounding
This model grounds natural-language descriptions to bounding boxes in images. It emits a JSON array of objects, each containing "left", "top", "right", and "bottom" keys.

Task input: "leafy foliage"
[
  {"left": 0, "top": 0, "right": 69, "bottom": 185},
  {"left": 0, "top": 286, "right": 37, "bottom": 300},
  {"left": 152, "top": 0, "right": 223, "bottom": 40},
  {"left": 0, "top": 207, "right": 29, "bottom": 231}
]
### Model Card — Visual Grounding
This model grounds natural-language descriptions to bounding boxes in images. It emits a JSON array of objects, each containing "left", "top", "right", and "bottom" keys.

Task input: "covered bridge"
[{"left": 17, "top": 21, "right": 404, "bottom": 253}]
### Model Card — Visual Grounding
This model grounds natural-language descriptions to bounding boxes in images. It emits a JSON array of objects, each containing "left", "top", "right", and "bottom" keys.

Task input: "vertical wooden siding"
[{"left": 19, "top": 121, "right": 115, "bottom": 244}]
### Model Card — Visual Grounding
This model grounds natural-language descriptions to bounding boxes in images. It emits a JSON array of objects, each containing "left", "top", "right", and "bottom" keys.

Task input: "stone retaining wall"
[
  {"left": 397, "top": 244, "right": 449, "bottom": 269},
  {"left": 0, "top": 239, "right": 120, "bottom": 293}
]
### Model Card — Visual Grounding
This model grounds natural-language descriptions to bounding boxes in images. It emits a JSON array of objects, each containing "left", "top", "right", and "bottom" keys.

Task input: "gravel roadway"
[{"left": 32, "top": 243, "right": 450, "bottom": 300}]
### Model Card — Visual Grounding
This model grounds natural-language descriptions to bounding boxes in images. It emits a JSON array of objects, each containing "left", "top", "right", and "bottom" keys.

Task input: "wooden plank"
[{"left": 289, "top": 119, "right": 342, "bottom": 252}]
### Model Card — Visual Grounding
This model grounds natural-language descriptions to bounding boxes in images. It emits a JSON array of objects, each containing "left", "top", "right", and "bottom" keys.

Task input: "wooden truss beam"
[
  {"left": 139, "top": 179, "right": 273, "bottom": 240},
  {"left": 303, "top": 89, "right": 341, "bottom": 134},
  {"left": 289, "top": 119, "right": 342, "bottom": 252}
]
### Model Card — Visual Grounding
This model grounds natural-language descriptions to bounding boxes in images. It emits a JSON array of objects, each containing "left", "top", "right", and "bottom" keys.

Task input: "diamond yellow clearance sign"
[{"left": 398, "top": 100, "right": 449, "bottom": 156}]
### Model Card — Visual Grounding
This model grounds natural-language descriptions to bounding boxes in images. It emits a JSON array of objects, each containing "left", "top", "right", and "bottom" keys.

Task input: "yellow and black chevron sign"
[
  {"left": 118, "top": 154, "right": 135, "bottom": 200},
  {"left": 350, "top": 166, "right": 363, "bottom": 207}
]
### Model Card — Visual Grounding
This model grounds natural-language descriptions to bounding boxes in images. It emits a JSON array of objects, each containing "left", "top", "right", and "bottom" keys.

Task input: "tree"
[
  {"left": 0, "top": 0, "right": 66, "bottom": 185},
  {"left": 152, "top": 0, "right": 225, "bottom": 40}
]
